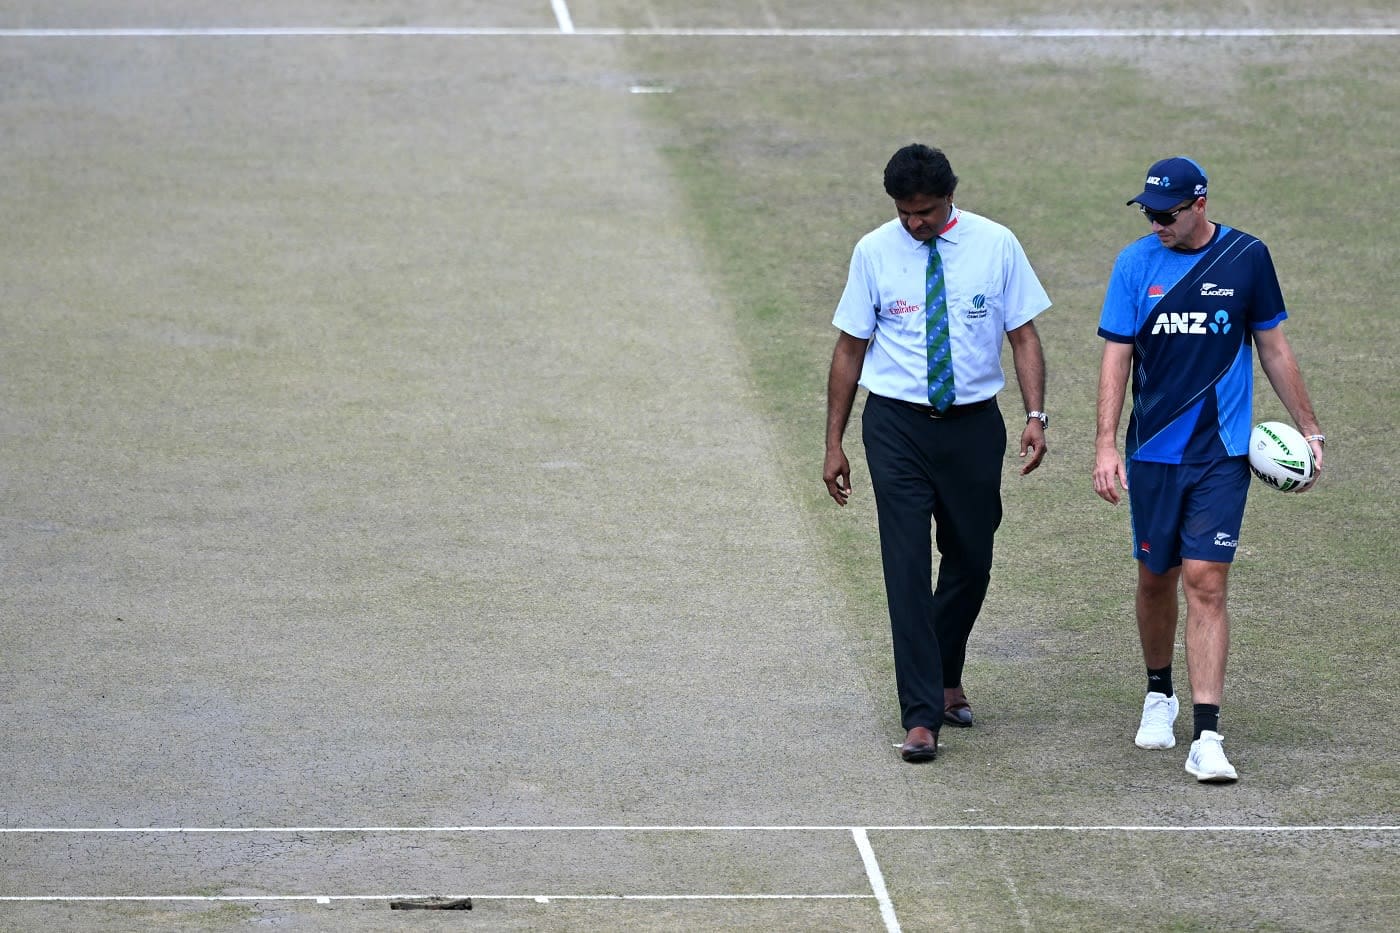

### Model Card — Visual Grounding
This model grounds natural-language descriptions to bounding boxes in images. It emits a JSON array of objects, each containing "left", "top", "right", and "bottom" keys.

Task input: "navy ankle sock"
[
  {"left": 1192, "top": 704, "right": 1220, "bottom": 740},
  {"left": 1147, "top": 665, "right": 1174, "bottom": 698}
]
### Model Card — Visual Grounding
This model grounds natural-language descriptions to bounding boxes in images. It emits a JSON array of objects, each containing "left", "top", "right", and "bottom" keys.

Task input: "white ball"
[{"left": 1248, "top": 421, "right": 1315, "bottom": 492}]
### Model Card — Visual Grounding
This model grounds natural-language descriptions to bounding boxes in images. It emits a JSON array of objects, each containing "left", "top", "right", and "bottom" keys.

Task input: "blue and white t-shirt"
[
  {"left": 833, "top": 208, "right": 1051, "bottom": 405},
  {"left": 1098, "top": 224, "right": 1287, "bottom": 463}
]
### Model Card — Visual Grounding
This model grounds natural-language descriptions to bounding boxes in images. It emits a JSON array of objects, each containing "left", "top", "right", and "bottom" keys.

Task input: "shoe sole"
[
  {"left": 1135, "top": 736, "right": 1176, "bottom": 750},
  {"left": 900, "top": 747, "right": 938, "bottom": 763},
  {"left": 1186, "top": 764, "right": 1238, "bottom": 782}
]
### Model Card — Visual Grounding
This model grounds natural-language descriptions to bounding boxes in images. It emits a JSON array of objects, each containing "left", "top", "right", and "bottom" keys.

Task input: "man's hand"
[
  {"left": 1093, "top": 445, "right": 1128, "bottom": 504},
  {"left": 1018, "top": 422, "right": 1047, "bottom": 475},
  {"left": 1300, "top": 435, "right": 1325, "bottom": 491},
  {"left": 824, "top": 447, "right": 852, "bottom": 505}
]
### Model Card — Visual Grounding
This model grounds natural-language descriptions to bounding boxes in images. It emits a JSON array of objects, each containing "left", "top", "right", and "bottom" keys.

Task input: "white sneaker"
[
  {"left": 1134, "top": 691, "right": 1179, "bottom": 749},
  {"left": 1186, "top": 730, "right": 1239, "bottom": 782}
]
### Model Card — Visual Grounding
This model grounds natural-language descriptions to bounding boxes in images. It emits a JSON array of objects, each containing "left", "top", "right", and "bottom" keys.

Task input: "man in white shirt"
[{"left": 824, "top": 144, "right": 1051, "bottom": 763}]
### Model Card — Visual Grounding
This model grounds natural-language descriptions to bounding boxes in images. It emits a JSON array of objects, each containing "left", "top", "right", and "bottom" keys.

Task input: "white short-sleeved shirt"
[{"left": 832, "top": 208, "right": 1051, "bottom": 404}]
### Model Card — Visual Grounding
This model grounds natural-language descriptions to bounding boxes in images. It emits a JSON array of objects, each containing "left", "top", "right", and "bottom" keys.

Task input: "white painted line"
[
  {"left": 3, "top": 824, "right": 1396, "bottom": 833},
  {"left": 0, "top": 896, "right": 428, "bottom": 902},
  {"left": 550, "top": 0, "right": 575, "bottom": 35},
  {"left": 0, "top": 26, "right": 1396, "bottom": 39},
  {"left": 485, "top": 894, "right": 871, "bottom": 900},
  {"left": 0, "top": 27, "right": 563, "bottom": 38},
  {"left": 852, "top": 828, "right": 902, "bottom": 933},
  {"left": 0, "top": 894, "right": 872, "bottom": 903},
  {"left": 868, "top": 825, "right": 1400, "bottom": 832},
  {"left": 593, "top": 27, "right": 1400, "bottom": 38}
]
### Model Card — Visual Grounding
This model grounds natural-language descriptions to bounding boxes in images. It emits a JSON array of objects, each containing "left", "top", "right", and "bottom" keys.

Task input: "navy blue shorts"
[{"left": 1126, "top": 457, "right": 1250, "bottom": 575}]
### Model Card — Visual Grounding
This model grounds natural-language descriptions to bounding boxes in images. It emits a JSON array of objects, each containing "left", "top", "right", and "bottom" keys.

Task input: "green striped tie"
[{"left": 925, "top": 241, "right": 956, "bottom": 411}]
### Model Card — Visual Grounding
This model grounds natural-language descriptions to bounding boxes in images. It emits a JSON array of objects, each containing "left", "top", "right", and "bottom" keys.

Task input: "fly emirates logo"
[{"left": 889, "top": 299, "right": 921, "bottom": 316}]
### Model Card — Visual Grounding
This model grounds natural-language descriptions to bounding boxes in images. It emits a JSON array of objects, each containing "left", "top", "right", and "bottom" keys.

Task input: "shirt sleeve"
[
  {"left": 831, "top": 241, "right": 879, "bottom": 339},
  {"left": 1097, "top": 251, "right": 1137, "bottom": 343},
  {"left": 1245, "top": 239, "right": 1288, "bottom": 331},
  {"left": 1000, "top": 233, "right": 1052, "bottom": 331}
]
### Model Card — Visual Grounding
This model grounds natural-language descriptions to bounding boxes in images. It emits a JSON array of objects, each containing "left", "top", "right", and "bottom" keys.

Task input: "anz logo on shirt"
[
  {"left": 966, "top": 294, "right": 988, "bottom": 320},
  {"left": 1150, "top": 309, "right": 1233, "bottom": 335}
]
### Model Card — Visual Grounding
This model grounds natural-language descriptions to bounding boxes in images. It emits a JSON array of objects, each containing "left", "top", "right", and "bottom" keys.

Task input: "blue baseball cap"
[{"left": 1127, "top": 157, "right": 1209, "bottom": 210}]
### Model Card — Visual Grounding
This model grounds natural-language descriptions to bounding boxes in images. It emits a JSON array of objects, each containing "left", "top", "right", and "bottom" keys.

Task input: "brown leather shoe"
[
  {"left": 899, "top": 726, "right": 938, "bottom": 763},
  {"left": 944, "top": 686, "right": 973, "bottom": 727}
]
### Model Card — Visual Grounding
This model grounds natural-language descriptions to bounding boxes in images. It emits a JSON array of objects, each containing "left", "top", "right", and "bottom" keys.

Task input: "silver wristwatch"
[{"left": 1026, "top": 410, "right": 1048, "bottom": 428}]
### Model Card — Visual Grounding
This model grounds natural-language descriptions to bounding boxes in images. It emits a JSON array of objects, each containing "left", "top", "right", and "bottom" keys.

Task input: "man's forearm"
[
  {"left": 1008, "top": 322, "right": 1046, "bottom": 414},
  {"left": 1096, "top": 342, "right": 1132, "bottom": 448},
  {"left": 826, "top": 334, "right": 867, "bottom": 449},
  {"left": 1256, "top": 330, "right": 1322, "bottom": 435}
]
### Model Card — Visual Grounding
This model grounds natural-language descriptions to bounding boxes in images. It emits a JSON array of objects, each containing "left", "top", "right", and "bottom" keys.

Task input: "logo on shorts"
[
  {"left": 1140, "top": 539, "right": 1151, "bottom": 554},
  {"left": 1213, "top": 532, "right": 1239, "bottom": 549}
]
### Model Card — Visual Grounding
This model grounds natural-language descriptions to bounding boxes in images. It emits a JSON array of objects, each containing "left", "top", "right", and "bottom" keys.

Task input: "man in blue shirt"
[
  {"left": 1094, "top": 156, "right": 1325, "bottom": 782},
  {"left": 825, "top": 144, "right": 1051, "bottom": 763}
]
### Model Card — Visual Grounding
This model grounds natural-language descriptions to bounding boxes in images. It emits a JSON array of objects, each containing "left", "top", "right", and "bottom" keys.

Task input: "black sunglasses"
[{"left": 1139, "top": 200, "right": 1197, "bottom": 226}]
